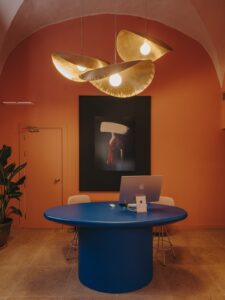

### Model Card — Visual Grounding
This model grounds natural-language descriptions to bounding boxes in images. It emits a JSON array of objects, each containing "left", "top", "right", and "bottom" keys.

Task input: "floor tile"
[
  {"left": 0, "top": 266, "right": 26, "bottom": 297},
  {"left": 0, "top": 228, "right": 225, "bottom": 299},
  {"left": 161, "top": 263, "right": 223, "bottom": 299},
  {"left": 10, "top": 266, "right": 71, "bottom": 297}
]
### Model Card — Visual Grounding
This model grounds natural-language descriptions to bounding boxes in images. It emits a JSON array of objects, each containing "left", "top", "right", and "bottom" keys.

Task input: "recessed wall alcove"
[{"left": 0, "top": 14, "right": 224, "bottom": 228}]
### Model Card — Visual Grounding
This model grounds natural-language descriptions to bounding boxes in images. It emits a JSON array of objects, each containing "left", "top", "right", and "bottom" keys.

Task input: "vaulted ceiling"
[{"left": 0, "top": 0, "right": 224, "bottom": 87}]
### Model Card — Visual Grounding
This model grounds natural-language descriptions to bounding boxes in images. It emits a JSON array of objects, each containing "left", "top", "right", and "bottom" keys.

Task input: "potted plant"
[{"left": 0, "top": 145, "right": 27, "bottom": 247}]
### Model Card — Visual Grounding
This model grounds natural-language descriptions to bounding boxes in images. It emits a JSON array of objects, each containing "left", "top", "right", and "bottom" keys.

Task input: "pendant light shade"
[
  {"left": 51, "top": 17, "right": 172, "bottom": 98},
  {"left": 51, "top": 52, "right": 108, "bottom": 82},
  {"left": 116, "top": 30, "right": 172, "bottom": 62},
  {"left": 80, "top": 60, "right": 155, "bottom": 98}
]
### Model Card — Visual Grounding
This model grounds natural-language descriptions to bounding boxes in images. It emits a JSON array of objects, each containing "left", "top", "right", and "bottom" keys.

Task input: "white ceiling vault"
[{"left": 0, "top": 0, "right": 224, "bottom": 87}]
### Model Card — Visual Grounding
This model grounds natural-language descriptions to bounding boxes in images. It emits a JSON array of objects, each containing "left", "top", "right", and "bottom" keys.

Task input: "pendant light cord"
[
  {"left": 80, "top": 0, "right": 84, "bottom": 55},
  {"left": 80, "top": 17, "right": 84, "bottom": 55},
  {"left": 114, "top": 15, "right": 117, "bottom": 64},
  {"left": 145, "top": 0, "right": 148, "bottom": 34}
]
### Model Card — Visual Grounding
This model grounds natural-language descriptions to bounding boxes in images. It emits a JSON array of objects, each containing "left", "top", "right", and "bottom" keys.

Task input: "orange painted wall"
[
  {"left": 0, "top": 15, "right": 225, "bottom": 228},
  {"left": 222, "top": 76, "right": 225, "bottom": 128}
]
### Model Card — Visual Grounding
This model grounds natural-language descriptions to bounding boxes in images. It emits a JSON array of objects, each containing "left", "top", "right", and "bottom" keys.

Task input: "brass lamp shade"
[
  {"left": 51, "top": 52, "right": 108, "bottom": 82},
  {"left": 80, "top": 60, "right": 155, "bottom": 98},
  {"left": 117, "top": 30, "right": 172, "bottom": 62}
]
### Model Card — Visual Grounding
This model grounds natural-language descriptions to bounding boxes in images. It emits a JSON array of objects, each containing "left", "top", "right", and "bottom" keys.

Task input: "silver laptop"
[{"left": 119, "top": 175, "right": 163, "bottom": 204}]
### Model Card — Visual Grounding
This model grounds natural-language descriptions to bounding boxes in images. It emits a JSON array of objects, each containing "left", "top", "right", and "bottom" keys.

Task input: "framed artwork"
[{"left": 79, "top": 95, "right": 150, "bottom": 191}]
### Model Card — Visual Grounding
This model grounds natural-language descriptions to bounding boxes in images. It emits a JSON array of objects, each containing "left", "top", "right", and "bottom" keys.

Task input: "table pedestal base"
[{"left": 78, "top": 226, "right": 153, "bottom": 293}]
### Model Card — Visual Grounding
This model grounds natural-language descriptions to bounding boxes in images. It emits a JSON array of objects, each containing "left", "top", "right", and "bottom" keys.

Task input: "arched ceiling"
[{"left": 0, "top": 0, "right": 224, "bottom": 87}]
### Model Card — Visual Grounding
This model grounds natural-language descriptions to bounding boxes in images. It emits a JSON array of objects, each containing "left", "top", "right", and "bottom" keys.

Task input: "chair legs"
[
  {"left": 153, "top": 225, "right": 175, "bottom": 266},
  {"left": 66, "top": 228, "right": 78, "bottom": 260}
]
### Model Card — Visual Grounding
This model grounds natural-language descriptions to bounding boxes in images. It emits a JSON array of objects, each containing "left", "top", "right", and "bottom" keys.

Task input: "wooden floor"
[{"left": 0, "top": 228, "right": 225, "bottom": 300}]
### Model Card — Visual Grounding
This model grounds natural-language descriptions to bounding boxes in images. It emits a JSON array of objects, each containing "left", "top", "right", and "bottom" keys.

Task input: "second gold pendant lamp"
[
  {"left": 51, "top": 17, "right": 108, "bottom": 83},
  {"left": 51, "top": 52, "right": 108, "bottom": 82},
  {"left": 80, "top": 60, "right": 155, "bottom": 98},
  {"left": 116, "top": 29, "right": 172, "bottom": 62}
]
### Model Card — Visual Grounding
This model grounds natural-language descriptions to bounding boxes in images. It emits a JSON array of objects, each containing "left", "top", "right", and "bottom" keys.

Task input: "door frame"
[{"left": 19, "top": 125, "right": 66, "bottom": 228}]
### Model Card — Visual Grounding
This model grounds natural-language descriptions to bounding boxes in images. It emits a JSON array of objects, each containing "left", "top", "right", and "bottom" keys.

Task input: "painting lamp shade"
[{"left": 100, "top": 122, "right": 129, "bottom": 134}]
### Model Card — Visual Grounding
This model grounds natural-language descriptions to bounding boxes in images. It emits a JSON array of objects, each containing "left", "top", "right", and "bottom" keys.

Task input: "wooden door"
[{"left": 21, "top": 127, "right": 63, "bottom": 228}]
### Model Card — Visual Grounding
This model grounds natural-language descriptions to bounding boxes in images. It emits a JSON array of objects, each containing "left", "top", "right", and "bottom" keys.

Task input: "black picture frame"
[{"left": 79, "top": 95, "right": 151, "bottom": 191}]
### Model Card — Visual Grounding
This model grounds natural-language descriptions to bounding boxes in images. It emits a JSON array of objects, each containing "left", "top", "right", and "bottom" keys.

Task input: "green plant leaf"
[
  {"left": 0, "top": 145, "right": 26, "bottom": 223},
  {"left": 4, "top": 163, "right": 16, "bottom": 178},
  {"left": 0, "top": 145, "right": 11, "bottom": 167},
  {"left": 8, "top": 191, "right": 23, "bottom": 199},
  {"left": 0, "top": 164, "right": 5, "bottom": 184},
  {"left": 8, "top": 182, "right": 20, "bottom": 193},
  {"left": 9, "top": 162, "right": 27, "bottom": 180},
  {"left": 8, "top": 206, "right": 22, "bottom": 216},
  {"left": 16, "top": 176, "right": 26, "bottom": 185}
]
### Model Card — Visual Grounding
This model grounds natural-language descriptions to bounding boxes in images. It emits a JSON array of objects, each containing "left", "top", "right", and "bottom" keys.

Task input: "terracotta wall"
[
  {"left": 222, "top": 77, "right": 225, "bottom": 128},
  {"left": 222, "top": 97, "right": 225, "bottom": 128},
  {"left": 0, "top": 15, "right": 225, "bottom": 228}
]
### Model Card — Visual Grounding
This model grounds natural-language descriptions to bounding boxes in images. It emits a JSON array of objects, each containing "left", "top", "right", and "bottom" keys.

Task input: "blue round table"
[{"left": 44, "top": 202, "right": 187, "bottom": 293}]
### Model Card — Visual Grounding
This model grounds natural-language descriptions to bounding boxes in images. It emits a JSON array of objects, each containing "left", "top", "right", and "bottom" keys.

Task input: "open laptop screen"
[{"left": 119, "top": 175, "right": 163, "bottom": 204}]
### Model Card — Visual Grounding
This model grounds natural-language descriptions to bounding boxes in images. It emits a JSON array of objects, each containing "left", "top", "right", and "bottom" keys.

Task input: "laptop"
[{"left": 119, "top": 175, "right": 163, "bottom": 204}]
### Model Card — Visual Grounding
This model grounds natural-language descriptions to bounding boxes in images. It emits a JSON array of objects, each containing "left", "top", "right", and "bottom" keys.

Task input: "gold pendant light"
[
  {"left": 116, "top": 29, "right": 172, "bottom": 62},
  {"left": 79, "top": 16, "right": 155, "bottom": 98},
  {"left": 51, "top": 52, "right": 108, "bottom": 82},
  {"left": 51, "top": 15, "right": 172, "bottom": 98},
  {"left": 80, "top": 60, "right": 155, "bottom": 98},
  {"left": 51, "top": 16, "right": 108, "bottom": 82}
]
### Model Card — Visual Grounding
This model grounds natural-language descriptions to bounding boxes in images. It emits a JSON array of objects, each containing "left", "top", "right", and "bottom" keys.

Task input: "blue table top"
[{"left": 44, "top": 202, "right": 187, "bottom": 228}]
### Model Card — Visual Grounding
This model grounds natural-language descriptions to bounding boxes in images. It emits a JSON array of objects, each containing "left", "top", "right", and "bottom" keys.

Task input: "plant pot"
[{"left": 0, "top": 218, "right": 13, "bottom": 247}]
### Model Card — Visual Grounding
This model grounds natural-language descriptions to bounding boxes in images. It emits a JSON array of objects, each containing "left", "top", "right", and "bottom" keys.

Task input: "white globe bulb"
[
  {"left": 140, "top": 42, "right": 151, "bottom": 56},
  {"left": 77, "top": 65, "right": 87, "bottom": 72},
  {"left": 109, "top": 73, "right": 122, "bottom": 87}
]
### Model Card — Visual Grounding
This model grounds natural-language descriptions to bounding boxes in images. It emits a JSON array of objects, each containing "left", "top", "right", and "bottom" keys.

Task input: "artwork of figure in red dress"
[
  {"left": 106, "top": 132, "right": 124, "bottom": 168},
  {"left": 100, "top": 121, "right": 129, "bottom": 170},
  {"left": 95, "top": 120, "right": 135, "bottom": 171}
]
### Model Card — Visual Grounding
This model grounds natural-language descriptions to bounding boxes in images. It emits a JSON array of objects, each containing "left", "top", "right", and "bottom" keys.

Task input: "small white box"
[{"left": 136, "top": 195, "right": 147, "bottom": 213}]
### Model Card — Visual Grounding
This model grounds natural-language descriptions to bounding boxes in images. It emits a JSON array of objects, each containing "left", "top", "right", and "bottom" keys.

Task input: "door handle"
[{"left": 54, "top": 178, "right": 61, "bottom": 184}]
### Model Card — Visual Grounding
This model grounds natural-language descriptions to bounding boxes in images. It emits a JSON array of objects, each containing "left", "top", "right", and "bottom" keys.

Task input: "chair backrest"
[
  {"left": 158, "top": 196, "right": 175, "bottom": 206},
  {"left": 67, "top": 194, "right": 90, "bottom": 205}
]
